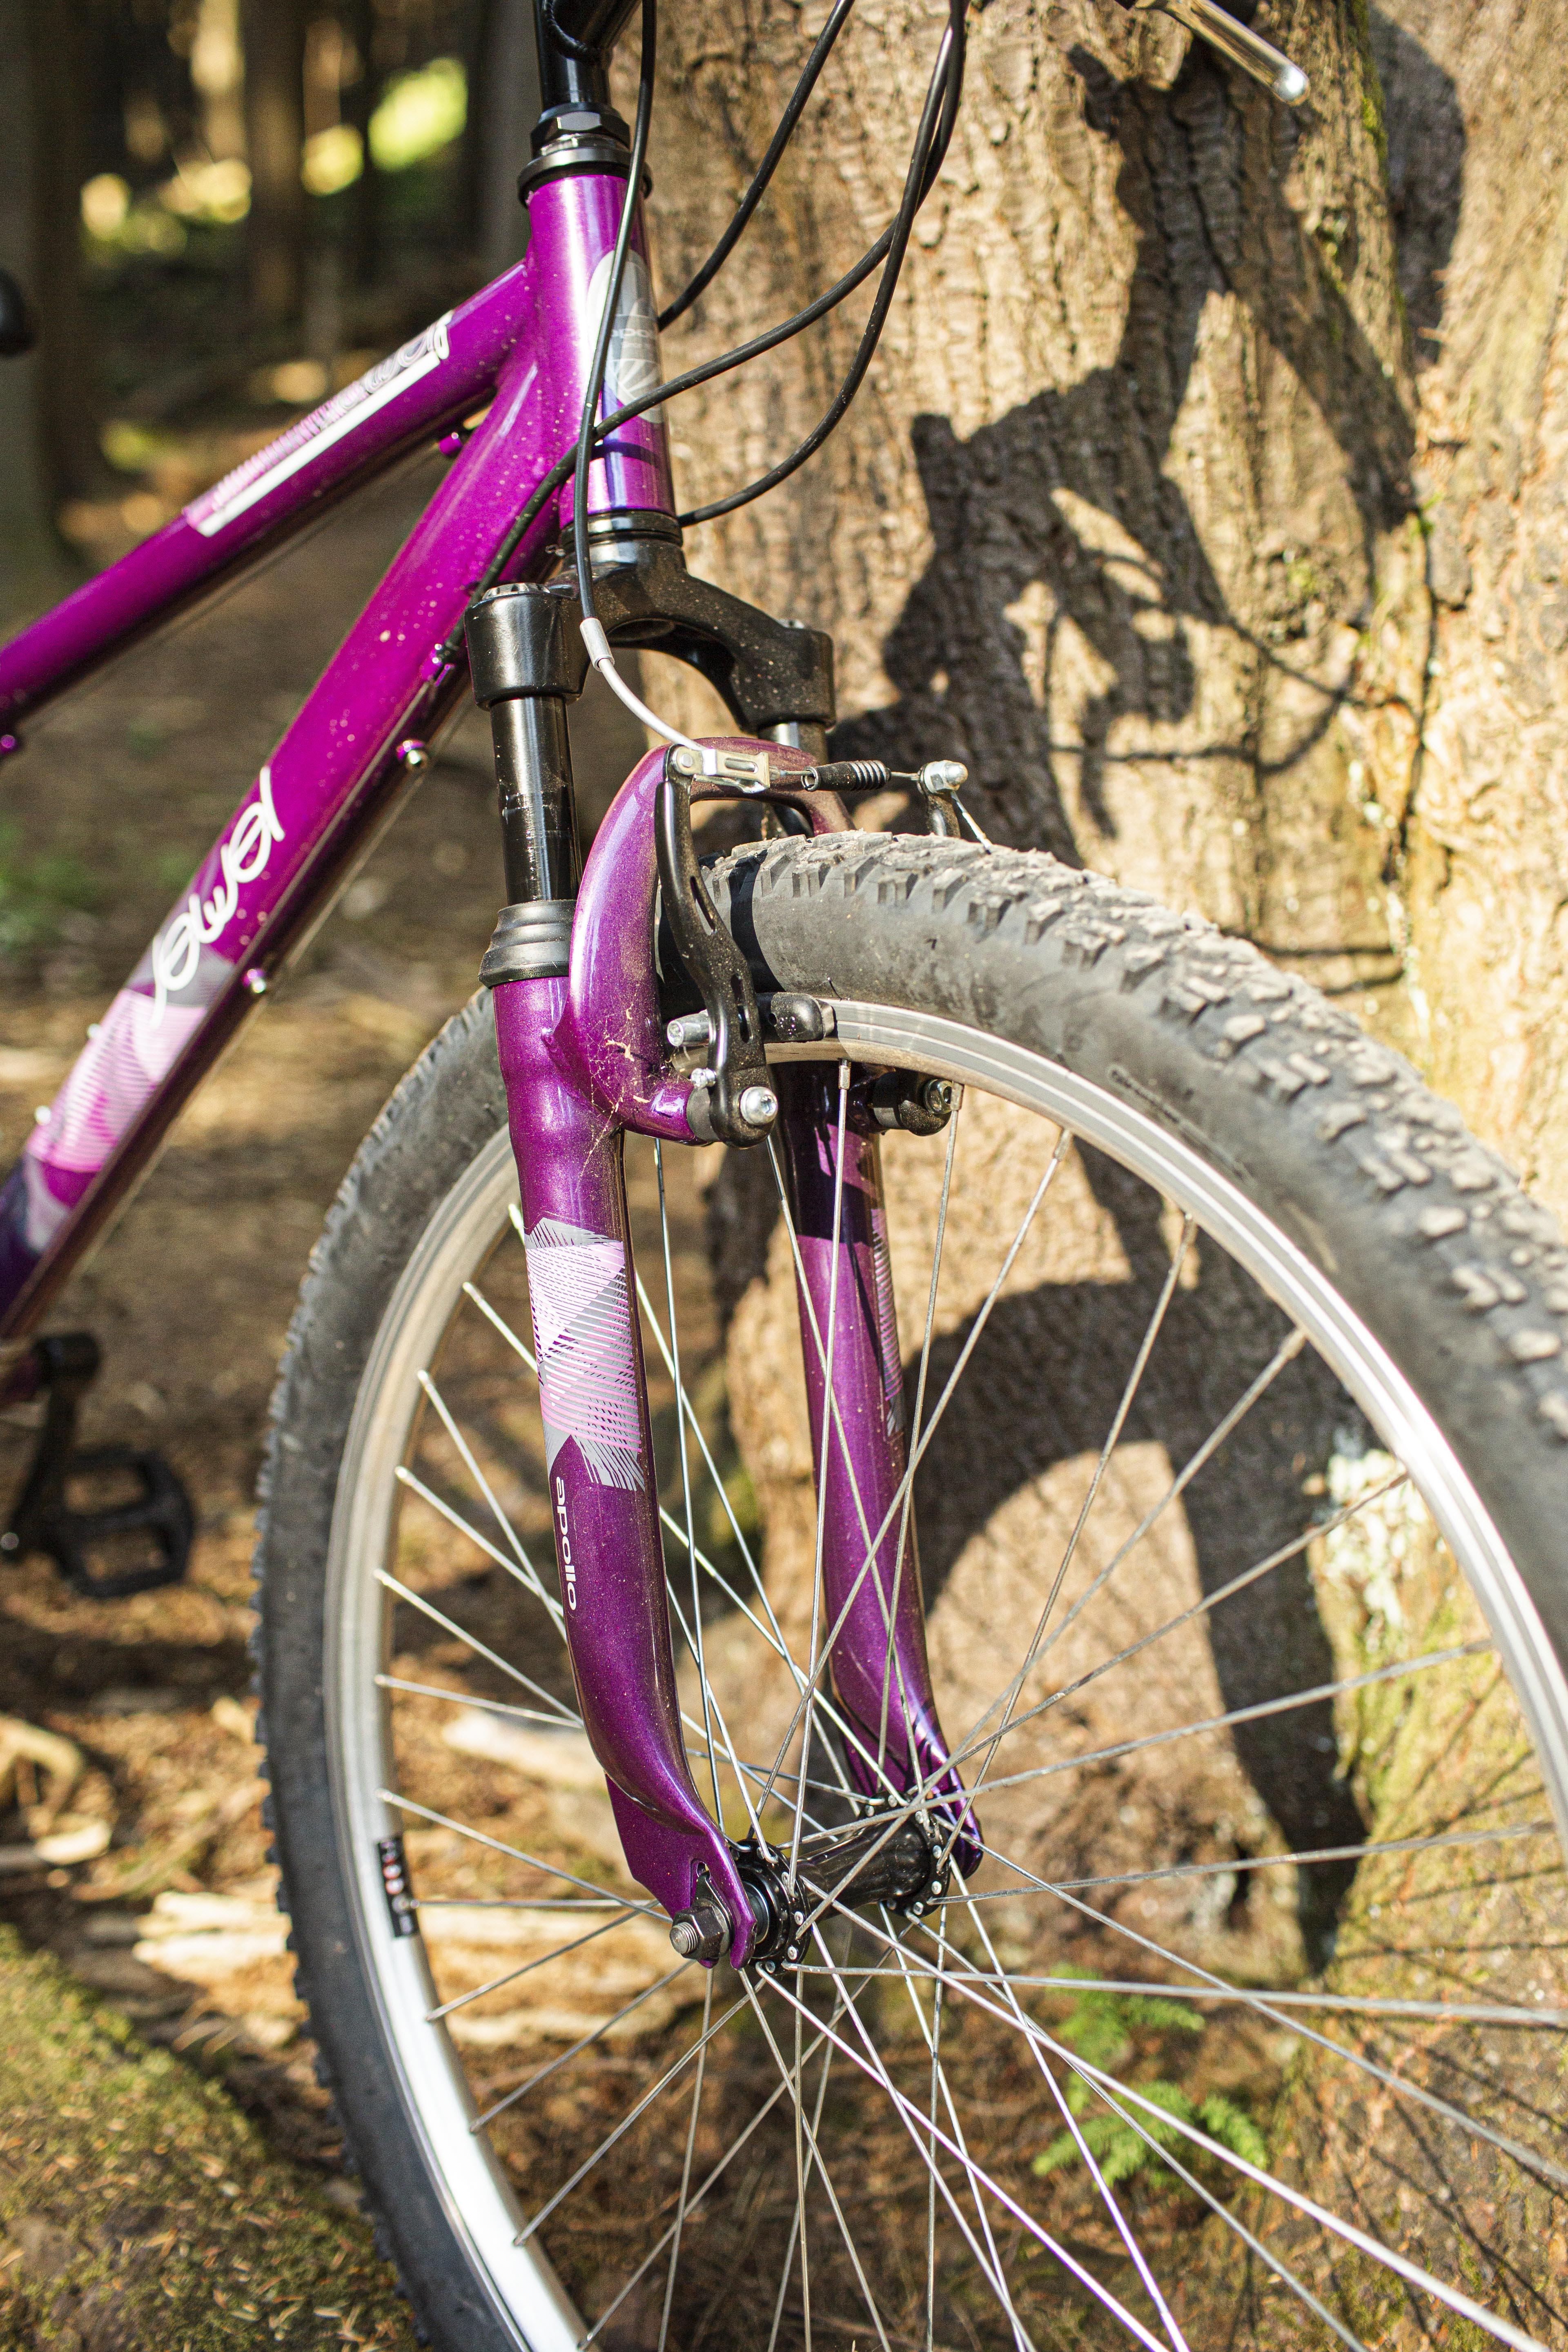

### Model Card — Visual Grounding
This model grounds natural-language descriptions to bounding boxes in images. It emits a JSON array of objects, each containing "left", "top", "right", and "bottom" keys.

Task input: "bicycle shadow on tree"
[
  {"left": 808, "top": 18, "right": 1465, "bottom": 1958},
  {"left": 908, "top": 1143, "right": 1368, "bottom": 1968},
  {"left": 831, "top": 19, "right": 1459, "bottom": 862}
]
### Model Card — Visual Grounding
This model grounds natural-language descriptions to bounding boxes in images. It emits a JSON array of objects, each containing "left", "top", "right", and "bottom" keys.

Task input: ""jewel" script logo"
[{"left": 150, "top": 766, "right": 285, "bottom": 1020}]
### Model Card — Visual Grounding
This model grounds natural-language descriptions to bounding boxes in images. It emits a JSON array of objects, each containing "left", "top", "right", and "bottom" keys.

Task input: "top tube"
[{"left": 0, "top": 163, "right": 674, "bottom": 729}]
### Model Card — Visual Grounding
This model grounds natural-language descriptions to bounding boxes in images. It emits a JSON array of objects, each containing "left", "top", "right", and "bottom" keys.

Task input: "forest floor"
[{"left": 0, "top": 455, "right": 655, "bottom": 2348}]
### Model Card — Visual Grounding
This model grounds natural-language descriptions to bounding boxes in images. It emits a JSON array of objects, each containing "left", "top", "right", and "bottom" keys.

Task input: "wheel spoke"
[
  {"left": 875, "top": 1914, "right": 1044, "bottom": 2352},
  {"left": 743, "top": 1976, "right": 894, "bottom": 2352},
  {"left": 779, "top": 1963, "right": 1568, "bottom": 2029},
  {"left": 873, "top": 1912, "right": 1562, "bottom": 2350},
  {"left": 392, "top": 1465, "right": 564, "bottom": 1630},
  {"left": 376, "top": 1787, "right": 638, "bottom": 1907},
  {"left": 375, "top": 1673, "right": 586, "bottom": 1733},
  {"left": 913, "top": 1854, "right": 1568, "bottom": 2194},
  {"left": 1042, "top": 2046, "right": 1555, "bottom": 2352},
  {"left": 955, "top": 1211, "right": 1194, "bottom": 1811},
  {"left": 947, "top": 1464, "right": 1414, "bottom": 1792},
  {"left": 776, "top": 1942, "right": 1163, "bottom": 2352},
  {"left": 792, "top": 1061, "right": 853, "bottom": 1885},
  {"left": 655, "top": 1139, "right": 722, "bottom": 1822},
  {"left": 995, "top": 1813, "right": 1559, "bottom": 1902},
  {"left": 956, "top": 1636, "right": 1492, "bottom": 1798},
  {"left": 924, "top": 1913, "right": 943, "bottom": 2352},
  {"left": 949, "top": 1890, "right": 1189, "bottom": 2352},
  {"left": 577, "top": 1982, "right": 871, "bottom": 2352},
  {"left": 760, "top": 1124, "right": 1072, "bottom": 1817},
  {"left": 416, "top": 1368, "right": 549, "bottom": 1594},
  {"left": 472, "top": 1959, "right": 694, "bottom": 2136},
  {"left": 659, "top": 1976, "right": 714, "bottom": 2352},
  {"left": 375, "top": 1568, "right": 578, "bottom": 1724},
  {"left": 423, "top": 1904, "right": 647, "bottom": 2022},
  {"left": 508, "top": 1985, "right": 746, "bottom": 2223},
  {"left": 937, "top": 1322, "right": 1307, "bottom": 1801},
  {"left": 879, "top": 1090, "right": 964, "bottom": 1780}
]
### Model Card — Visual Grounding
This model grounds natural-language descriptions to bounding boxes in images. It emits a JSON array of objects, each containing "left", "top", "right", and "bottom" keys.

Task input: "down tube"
[{"left": 774, "top": 1064, "right": 980, "bottom": 1867}]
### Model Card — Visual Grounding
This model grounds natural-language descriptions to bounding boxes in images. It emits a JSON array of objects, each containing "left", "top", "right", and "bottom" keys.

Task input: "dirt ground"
[{"left": 0, "top": 457, "right": 655, "bottom": 2341}]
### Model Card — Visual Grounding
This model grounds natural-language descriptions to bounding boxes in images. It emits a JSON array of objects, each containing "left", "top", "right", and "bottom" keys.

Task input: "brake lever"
[{"left": 1120, "top": 0, "right": 1308, "bottom": 104}]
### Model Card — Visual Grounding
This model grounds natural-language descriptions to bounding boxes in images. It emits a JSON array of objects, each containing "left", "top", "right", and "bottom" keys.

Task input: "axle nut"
[
  {"left": 668, "top": 1885, "right": 731, "bottom": 1965},
  {"left": 738, "top": 1085, "right": 778, "bottom": 1130}
]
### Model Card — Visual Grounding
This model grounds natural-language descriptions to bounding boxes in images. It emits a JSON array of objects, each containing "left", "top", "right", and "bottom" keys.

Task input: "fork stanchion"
[{"left": 465, "top": 582, "right": 584, "bottom": 984}]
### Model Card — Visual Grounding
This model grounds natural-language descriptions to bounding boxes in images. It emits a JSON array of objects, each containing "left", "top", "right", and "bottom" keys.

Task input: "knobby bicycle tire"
[{"left": 257, "top": 831, "right": 1568, "bottom": 2352}]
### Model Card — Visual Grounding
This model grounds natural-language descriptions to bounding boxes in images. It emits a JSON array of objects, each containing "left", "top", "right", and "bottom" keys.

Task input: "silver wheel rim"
[{"left": 323, "top": 1000, "right": 1568, "bottom": 2351}]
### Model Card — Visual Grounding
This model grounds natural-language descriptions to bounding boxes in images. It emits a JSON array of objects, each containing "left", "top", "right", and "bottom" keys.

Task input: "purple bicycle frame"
[{"left": 0, "top": 166, "right": 967, "bottom": 1960}]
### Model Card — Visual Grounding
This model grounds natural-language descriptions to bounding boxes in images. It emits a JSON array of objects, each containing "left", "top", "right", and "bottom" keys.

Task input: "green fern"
[
  {"left": 1031, "top": 1973, "right": 1267, "bottom": 2188},
  {"left": 1048, "top": 1967, "right": 1203, "bottom": 2116},
  {"left": 1033, "top": 2083, "right": 1267, "bottom": 2188}
]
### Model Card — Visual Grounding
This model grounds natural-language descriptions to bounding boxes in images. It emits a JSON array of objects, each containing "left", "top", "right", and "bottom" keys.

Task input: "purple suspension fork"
[
  {"left": 483, "top": 739, "right": 976, "bottom": 1965},
  {"left": 774, "top": 1065, "right": 979, "bottom": 1869},
  {"left": 493, "top": 974, "right": 759, "bottom": 1958}
]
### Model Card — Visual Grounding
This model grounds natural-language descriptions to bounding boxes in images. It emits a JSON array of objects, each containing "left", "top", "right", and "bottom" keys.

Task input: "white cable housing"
[{"left": 580, "top": 619, "right": 705, "bottom": 756}]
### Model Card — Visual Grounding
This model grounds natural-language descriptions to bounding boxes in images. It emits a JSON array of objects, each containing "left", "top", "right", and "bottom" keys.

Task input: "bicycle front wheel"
[{"left": 260, "top": 833, "right": 1568, "bottom": 2352}]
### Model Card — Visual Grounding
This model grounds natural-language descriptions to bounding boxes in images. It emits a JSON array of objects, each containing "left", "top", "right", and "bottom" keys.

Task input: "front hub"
[{"left": 668, "top": 1809, "right": 949, "bottom": 1971}]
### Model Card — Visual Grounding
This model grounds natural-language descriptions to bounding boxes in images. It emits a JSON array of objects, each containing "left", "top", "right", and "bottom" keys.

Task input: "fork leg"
[
  {"left": 774, "top": 1064, "right": 978, "bottom": 1866},
  {"left": 490, "top": 975, "right": 757, "bottom": 1958}
]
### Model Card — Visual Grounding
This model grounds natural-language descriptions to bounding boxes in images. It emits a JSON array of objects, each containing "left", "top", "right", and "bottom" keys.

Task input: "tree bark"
[
  {"left": 243, "top": 0, "right": 308, "bottom": 328},
  {"left": 643, "top": 0, "right": 1568, "bottom": 2326},
  {"left": 1370, "top": 0, "right": 1568, "bottom": 1216},
  {"left": 644, "top": 0, "right": 1416, "bottom": 983}
]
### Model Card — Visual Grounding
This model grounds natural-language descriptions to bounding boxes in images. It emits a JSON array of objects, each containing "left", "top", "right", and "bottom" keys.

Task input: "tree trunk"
[
  {"left": 1371, "top": 0, "right": 1568, "bottom": 1217},
  {"left": 20, "top": 0, "right": 102, "bottom": 520},
  {"left": 341, "top": 0, "right": 382, "bottom": 291},
  {"left": 0, "top": 0, "right": 69, "bottom": 618},
  {"left": 642, "top": 0, "right": 1568, "bottom": 2325},
  {"left": 243, "top": 0, "right": 308, "bottom": 328},
  {"left": 644, "top": 0, "right": 1416, "bottom": 980}
]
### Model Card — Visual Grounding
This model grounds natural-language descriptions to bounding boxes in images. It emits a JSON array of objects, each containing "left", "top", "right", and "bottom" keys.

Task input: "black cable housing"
[
  {"left": 677, "top": 0, "right": 964, "bottom": 528},
  {"left": 657, "top": 0, "right": 857, "bottom": 332},
  {"left": 444, "top": 0, "right": 967, "bottom": 652}
]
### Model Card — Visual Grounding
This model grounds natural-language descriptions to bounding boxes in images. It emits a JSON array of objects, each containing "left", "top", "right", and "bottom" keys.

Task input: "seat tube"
[{"left": 774, "top": 1065, "right": 978, "bottom": 1864}]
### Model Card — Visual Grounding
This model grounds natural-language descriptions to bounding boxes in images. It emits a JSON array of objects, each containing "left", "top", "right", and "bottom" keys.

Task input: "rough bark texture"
[
  {"left": 644, "top": 0, "right": 1417, "bottom": 991},
  {"left": 1375, "top": 1, "right": 1568, "bottom": 1214},
  {"left": 641, "top": 0, "right": 1568, "bottom": 2330}
]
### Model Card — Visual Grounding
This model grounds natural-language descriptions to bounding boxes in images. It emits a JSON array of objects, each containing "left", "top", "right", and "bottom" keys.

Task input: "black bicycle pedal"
[
  {"left": 34, "top": 1446, "right": 195, "bottom": 1601},
  {"left": 1, "top": 1333, "right": 194, "bottom": 1600}
]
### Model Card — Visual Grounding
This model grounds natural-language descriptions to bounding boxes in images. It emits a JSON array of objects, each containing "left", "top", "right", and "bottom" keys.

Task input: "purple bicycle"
[{"left": 2, "top": 1, "right": 1568, "bottom": 2345}]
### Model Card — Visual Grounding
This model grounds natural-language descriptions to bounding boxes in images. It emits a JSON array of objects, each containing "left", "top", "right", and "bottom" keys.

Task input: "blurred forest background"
[{"left": 1, "top": 0, "right": 539, "bottom": 610}]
